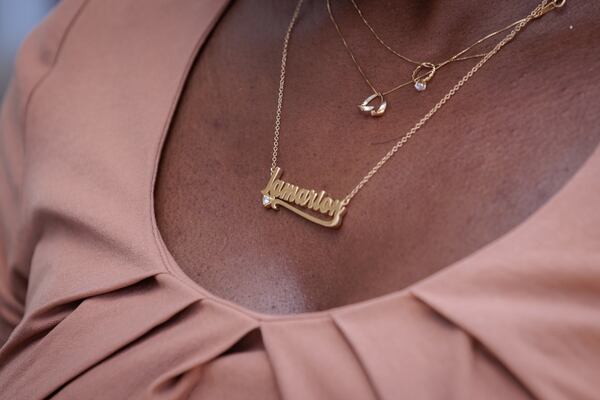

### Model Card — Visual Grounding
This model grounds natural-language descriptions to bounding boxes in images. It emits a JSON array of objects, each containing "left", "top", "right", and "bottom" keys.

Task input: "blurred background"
[{"left": 0, "top": 0, "right": 58, "bottom": 99}]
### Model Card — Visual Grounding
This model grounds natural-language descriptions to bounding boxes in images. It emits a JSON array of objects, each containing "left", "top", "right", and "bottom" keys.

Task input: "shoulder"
[
  {"left": 0, "top": 0, "right": 90, "bottom": 230},
  {"left": 11, "top": 0, "right": 89, "bottom": 109},
  {"left": 0, "top": 0, "right": 88, "bottom": 344}
]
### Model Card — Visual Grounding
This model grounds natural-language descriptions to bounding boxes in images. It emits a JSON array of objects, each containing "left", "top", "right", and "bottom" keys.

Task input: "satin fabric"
[{"left": 0, "top": 1, "right": 599, "bottom": 399}]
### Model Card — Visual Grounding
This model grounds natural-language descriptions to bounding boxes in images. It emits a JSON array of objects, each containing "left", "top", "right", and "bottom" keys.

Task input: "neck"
[{"left": 295, "top": 0, "right": 544, "bottom": 60}]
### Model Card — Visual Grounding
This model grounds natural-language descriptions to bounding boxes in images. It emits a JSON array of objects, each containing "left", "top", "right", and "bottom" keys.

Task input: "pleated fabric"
[{"left": 0, "top": 1, "right": 599, "bottom": 399}]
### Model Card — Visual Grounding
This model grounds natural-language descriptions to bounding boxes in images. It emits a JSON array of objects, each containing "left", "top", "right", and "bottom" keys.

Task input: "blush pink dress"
[{"left": 0, "top": 0, "right": 599, "bottom": 399}]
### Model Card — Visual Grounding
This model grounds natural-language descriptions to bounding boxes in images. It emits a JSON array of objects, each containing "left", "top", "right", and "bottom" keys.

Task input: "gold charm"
[
  {"left": 261, "top": 167, "right": 347, "bottom": 228},
  {"left": 412, "top": 62, "right": 436, "bottom": 92},
  {"left": 358, "top": 93, "right": 387, "bottom": 117}
]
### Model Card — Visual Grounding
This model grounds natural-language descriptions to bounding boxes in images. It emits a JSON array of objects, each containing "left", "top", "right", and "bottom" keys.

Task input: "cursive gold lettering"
[
  {"left": 280, "top": 182, "right": 300, "bottom": 202},
  {"left": 261, "top": 167, "right": 346, "bottom": 228},
  {"left": 296, "top": 189, "right": 310, "bottom": 206}
]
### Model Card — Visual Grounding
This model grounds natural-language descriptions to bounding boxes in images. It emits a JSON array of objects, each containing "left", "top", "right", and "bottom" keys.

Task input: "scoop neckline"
[{"left": 146, "top": 0, "right": 597, "bottom": 323}]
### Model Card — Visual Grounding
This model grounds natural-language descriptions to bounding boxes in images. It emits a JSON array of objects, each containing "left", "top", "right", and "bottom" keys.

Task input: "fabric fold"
[
  {"left": 261, "top": 317, "right": 377, "bottom": 400},
  {"left": 413, "top": 256, "right": 600, "bottom": 400},
  {"left": 54, "top": 296, "right": 258, "bottom": 400},
  {"left": 333, "top": 294, "right": 533, "bottom": 400},
  {"left": 146, "top": 301, "right": 259, "bottom": 399},
  {"left": 0, "top": 274, "right": 201, "bottom": 399}
]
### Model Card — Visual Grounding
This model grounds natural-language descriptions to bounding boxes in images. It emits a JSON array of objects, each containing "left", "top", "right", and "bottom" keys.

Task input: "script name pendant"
[{"left": 261, "top": 167, "right": 347, "bottom": 228}]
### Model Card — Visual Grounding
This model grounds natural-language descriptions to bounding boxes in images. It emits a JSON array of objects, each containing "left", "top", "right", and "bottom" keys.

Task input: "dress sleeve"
[
  {"left": 0, "top": 78, "right": 27, "bottom": 345},
  {"left": 0, "top": 0, "right": 89, "bottom": 346}
]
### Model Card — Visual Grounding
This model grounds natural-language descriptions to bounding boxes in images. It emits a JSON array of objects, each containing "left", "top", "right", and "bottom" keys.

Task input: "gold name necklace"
[{"left": 261, "top": 0, "right": 565, "bottom": 229}]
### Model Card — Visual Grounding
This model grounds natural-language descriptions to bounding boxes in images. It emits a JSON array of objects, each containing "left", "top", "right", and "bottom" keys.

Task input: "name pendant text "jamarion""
[{"left": 260, "top": 167, "right": 347, "bottom": 228}]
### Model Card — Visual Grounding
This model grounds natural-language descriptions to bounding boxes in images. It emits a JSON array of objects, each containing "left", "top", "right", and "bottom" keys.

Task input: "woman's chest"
[{"left": 154, "top": 1, "right": 599, "bottom": 314}]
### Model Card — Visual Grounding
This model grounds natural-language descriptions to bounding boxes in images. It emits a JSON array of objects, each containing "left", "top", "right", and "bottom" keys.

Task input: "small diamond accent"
[
  {"left": 414, "top": 81, "right": 427, "bottom": 92},
  {"left": 262, "top": 195, "right": 271, "bottom": 206}
]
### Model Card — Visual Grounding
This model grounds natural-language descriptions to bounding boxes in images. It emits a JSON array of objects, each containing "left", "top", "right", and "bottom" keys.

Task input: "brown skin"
[{"left": 155, "top": 0, "right": 600, "bottom": 315}]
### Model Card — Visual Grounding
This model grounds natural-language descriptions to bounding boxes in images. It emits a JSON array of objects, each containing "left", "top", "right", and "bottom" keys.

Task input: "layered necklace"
[
  {"left": 328, "top": 0, "right": 564, "bottom": 117},
  {"left": 260, "top": 0, "right": 565, "bottom": 229}
]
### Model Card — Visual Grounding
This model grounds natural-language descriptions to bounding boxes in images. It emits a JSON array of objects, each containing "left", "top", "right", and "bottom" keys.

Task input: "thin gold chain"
[
  {"left": 328, "top": 0, "right": 563, "bottom": 96},
  {"left": 270, "top": 0, "right": 565, "bottom": 205},
  {"left": 271, "top": 0, "right": 305, "bottom": 174},
  {"left": 348, "top": 0, "right": 517, "bottom": 66}
]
